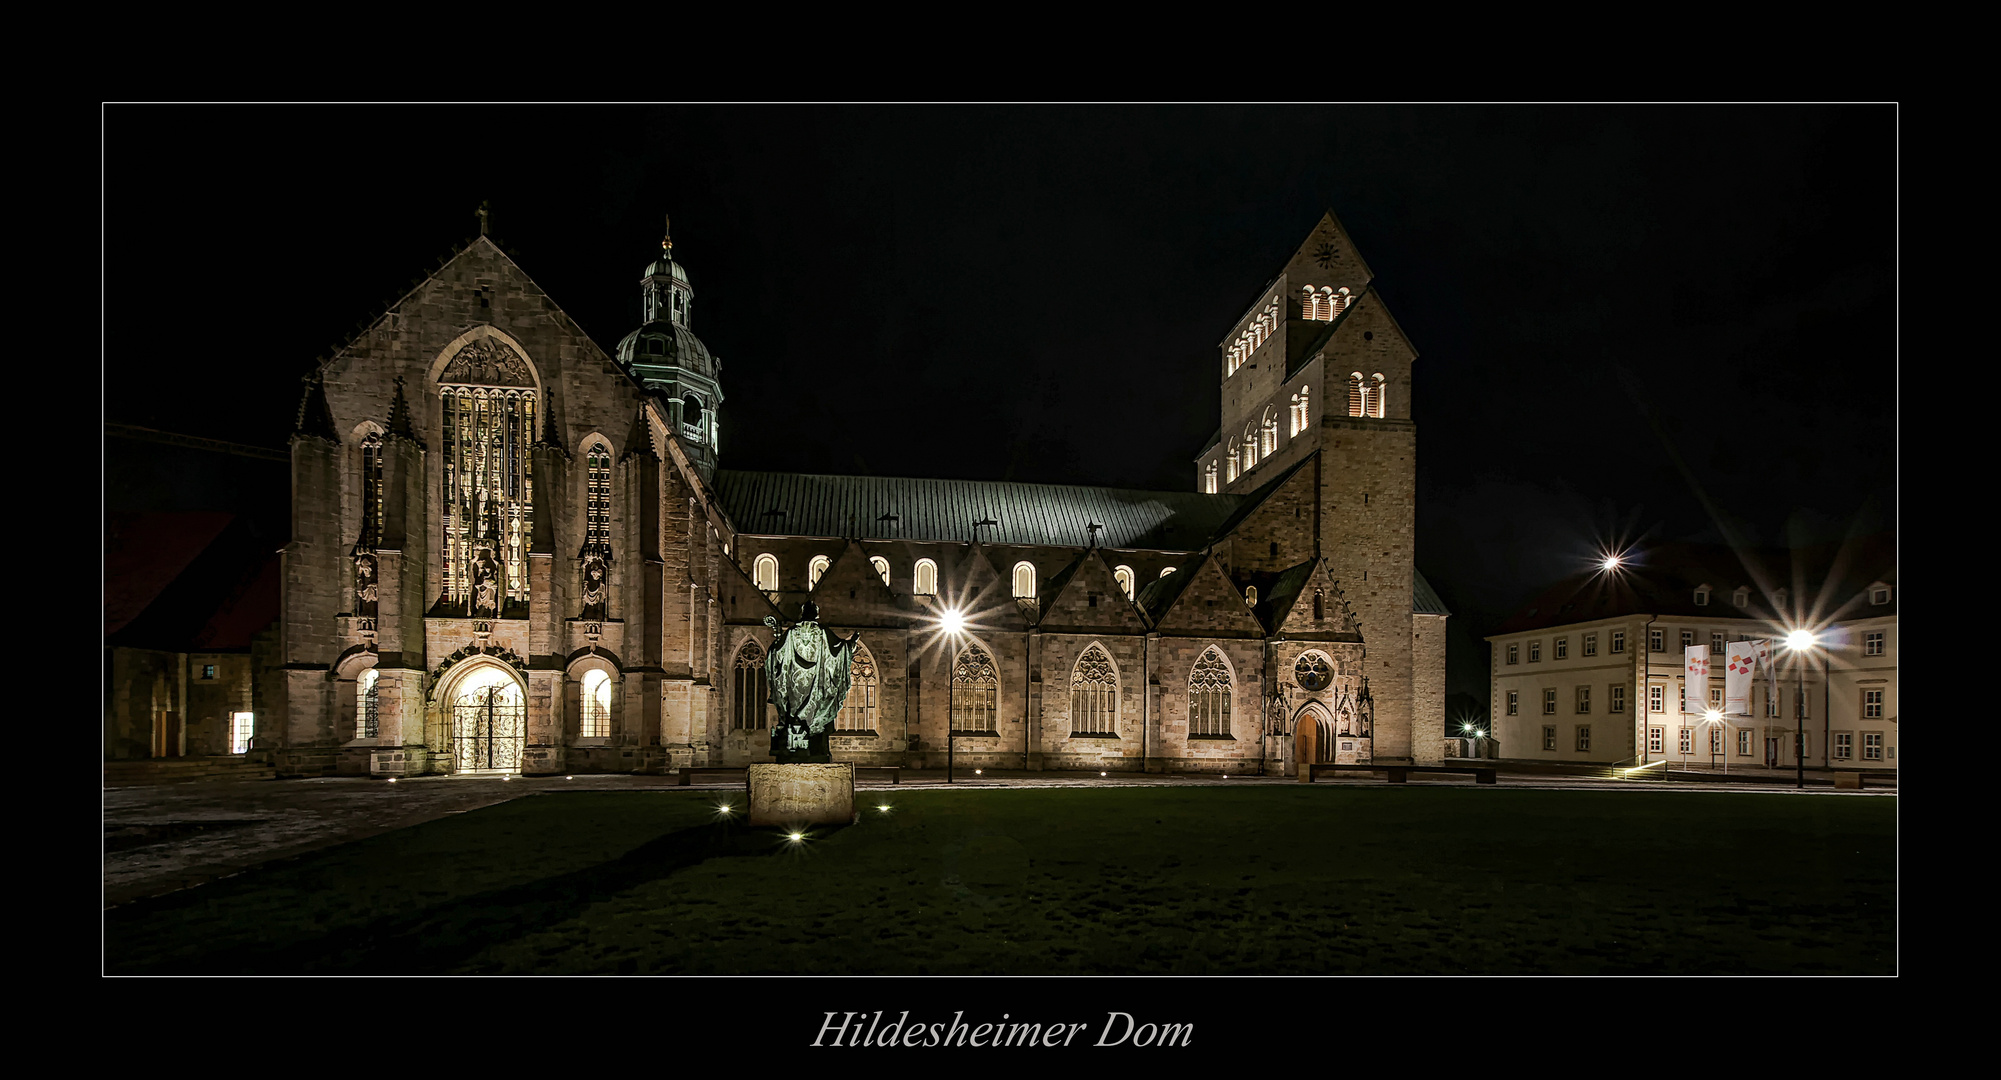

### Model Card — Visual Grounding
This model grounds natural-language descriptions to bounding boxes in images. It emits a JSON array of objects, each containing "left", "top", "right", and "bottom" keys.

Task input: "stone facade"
[{"left": 269, "top": 212, "right": 1447, "bottom": 777}]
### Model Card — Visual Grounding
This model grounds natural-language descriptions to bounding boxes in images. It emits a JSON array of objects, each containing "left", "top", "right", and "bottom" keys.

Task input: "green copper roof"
[{"left": 714, "top": 470, "right": 1244, "bottom": 550}]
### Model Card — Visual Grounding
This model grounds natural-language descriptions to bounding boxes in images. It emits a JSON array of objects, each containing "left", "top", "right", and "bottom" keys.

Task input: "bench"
[
  {"left": 676, "top": 765, "right": 900, "bottom": 785},
  {"left": 1303, "top": 762, "right": 1497, "bottom": 785}
]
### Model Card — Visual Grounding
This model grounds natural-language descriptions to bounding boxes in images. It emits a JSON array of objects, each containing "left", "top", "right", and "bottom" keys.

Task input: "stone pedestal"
[
  {"left": 370, "top": 747, "right": 428, "bottom": 778},
  {"left": 747, "top": 763, "right": 855, "bottom": 827}
]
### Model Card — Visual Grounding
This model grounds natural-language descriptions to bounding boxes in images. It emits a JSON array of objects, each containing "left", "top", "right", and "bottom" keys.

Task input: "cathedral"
[{"left": 271, "top": 210, "right": 1449, "bottom": 779}]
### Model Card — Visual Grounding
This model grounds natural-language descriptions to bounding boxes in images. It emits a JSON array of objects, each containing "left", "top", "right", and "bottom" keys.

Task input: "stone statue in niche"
[
  {"left": 762, "top": 602, "right": 857, "bottom": 763},
  {"left": 354, "top": 553, "right": 378, "bottom": 619},
  {"left": 1356, "top": 677, "right": 1375, "bottom": 739},
  {"left": 471, "top": 543, "right": 502, "bottom": 617},
  {"left": 578, "top": 543, "right": 611, "bottom": 619}
]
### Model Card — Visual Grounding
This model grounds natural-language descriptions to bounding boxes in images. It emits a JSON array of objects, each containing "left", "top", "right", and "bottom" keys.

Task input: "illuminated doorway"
[{"left": 450, "top": 665, "right": 525, "bottom": 773}]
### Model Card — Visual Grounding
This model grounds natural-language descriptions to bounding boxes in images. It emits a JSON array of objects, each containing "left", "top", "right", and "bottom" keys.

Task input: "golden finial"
[{"left": 663, "top": 212, "right": 673, "bottom": 252}]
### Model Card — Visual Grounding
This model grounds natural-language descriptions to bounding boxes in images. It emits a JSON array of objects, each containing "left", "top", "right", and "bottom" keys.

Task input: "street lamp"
[
  {"left": 1784, "top": 629, "right": 1817, "bottom": 789},
  {"left": 939, "top": 606, "right": 966, "bottom": 783}
]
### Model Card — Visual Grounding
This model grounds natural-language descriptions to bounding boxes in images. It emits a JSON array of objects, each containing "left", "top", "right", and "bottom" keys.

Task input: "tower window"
[
  {"left": 437, "top": 343, "right": 537, "bottom": 614},
  {"left": 754, "top": 553, "right": 779, "bottom": 592},
  {"left": 1013, "top": 562, "right": 1037, "bottom": 600},
  {"left": 913, "top": 558, "right": 938, "bottom": 596},
  {"left": 870, "top": 556, "right": 891, "bottom": 587},
  {"left": 808, "top": 555, "right": 831, "bottom": 590},
  {"left": 1114, "top": 565, "right": 1135, "bottom": 600}
]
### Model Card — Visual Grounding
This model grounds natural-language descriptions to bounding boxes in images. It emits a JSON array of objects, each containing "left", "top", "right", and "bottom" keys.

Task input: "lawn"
[{"left": 103, "top": 786, "right": 1895, "bottom": 975}]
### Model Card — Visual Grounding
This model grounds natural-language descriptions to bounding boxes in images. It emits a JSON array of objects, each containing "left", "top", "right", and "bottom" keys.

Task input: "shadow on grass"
[{"left": 110, "top": 818, "right": 841, "bottom": 975}]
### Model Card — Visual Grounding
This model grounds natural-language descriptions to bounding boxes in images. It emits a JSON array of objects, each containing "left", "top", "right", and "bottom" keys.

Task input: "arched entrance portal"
[
  {"left": 1293, "top": 704, "right": 1335, "bottom": 771},
  {"left": 450, "top": 664, "right": 525, "bottom": 773}
]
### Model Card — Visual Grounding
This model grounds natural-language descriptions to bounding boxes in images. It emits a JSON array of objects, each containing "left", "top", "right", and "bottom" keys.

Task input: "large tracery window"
[
  {"left": 439, "top": 339, "right": 537, "bottom": 615},
  {"left": 837, "top": 641, "right": 878, "bottom": 734},
  {"left": 733, "top": 641, "right": 768, "bottom": 730},
  {"left": 585, "top": 442, "right": 612, "bottom": 548},
  {"left": 951, "top": 644, "right": 999, "bottom": 734},
  {"left": 1188, "top": 647, "right": 1233, "bottom": 737},
  {"left": 359, "top": 431, "right": 385, "bottom": 548},
  {"left": 1070, "top": 645, "right": 1118, "bottom": 736},
  {"left": 579, "top": 668, "right": 611, "bottom": 738}
]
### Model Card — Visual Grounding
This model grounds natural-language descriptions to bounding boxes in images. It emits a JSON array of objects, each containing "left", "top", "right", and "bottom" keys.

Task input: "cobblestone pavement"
[{"left": 102, "top": 768, "right": 1890, "bottom": 907}]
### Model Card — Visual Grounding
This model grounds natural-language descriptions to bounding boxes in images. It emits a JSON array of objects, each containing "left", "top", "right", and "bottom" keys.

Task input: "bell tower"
[{"left": 616, "top": 214, "right": 724, "bottom": 481}]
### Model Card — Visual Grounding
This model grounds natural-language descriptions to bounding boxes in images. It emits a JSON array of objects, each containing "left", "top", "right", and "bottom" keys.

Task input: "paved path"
[{"left": 102, "top": 767, "right": 1890, "bottom": 908}]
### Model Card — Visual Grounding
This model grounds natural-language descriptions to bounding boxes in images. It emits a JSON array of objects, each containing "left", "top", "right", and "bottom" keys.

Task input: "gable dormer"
[
  {"left": 1868, "top": 580, "right": 1892, "bottom": 606},
  {"left": 1693, "top": 583, "right": 1712, "bottom": 607},
  {"left": 1733, "top": 586, "right": 1751, "bottom": 609}
]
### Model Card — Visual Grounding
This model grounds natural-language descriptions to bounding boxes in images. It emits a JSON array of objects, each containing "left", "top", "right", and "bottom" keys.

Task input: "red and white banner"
[
  {"left": 1753, "top": 638, "right": 1774, "bottom": 709},
  {"left": 1725, "top": 641, "right": 1756, "bottom": 716},
  {"left": 1684, "top": 645, "right": 1709, "bottom": 715}
]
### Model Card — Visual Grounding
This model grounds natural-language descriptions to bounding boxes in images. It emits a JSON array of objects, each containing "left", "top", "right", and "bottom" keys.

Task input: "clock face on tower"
[{"left": 1314, "top": 241, "right": 1340, "bottom": 268}]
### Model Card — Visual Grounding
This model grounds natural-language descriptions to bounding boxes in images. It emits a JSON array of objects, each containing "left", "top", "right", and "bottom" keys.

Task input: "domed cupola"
[{"left": 615, "top": 214, "right": 724, "bottom": 479}]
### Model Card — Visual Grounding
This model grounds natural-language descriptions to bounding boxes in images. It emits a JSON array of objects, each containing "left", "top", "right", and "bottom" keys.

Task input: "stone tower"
[{"left": 1199, "top": 211, "right": 1430, "bottom": 764}]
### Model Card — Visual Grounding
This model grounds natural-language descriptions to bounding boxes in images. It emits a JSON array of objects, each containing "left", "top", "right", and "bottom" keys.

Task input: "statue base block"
[{"left": 747, "top": 763, "right": 855, "bottom": 827}]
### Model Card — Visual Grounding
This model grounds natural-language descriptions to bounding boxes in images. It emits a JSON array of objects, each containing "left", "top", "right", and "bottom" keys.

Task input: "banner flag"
[
  {"left": 1753, "top": 638, "right": 1774, "bottom": 712},
  {"left": 1725, "top": 641, "right": 1756, "bottom": 716},
  {"left": 1684, "top": 645, "right": 1710, "bottom": 716}
]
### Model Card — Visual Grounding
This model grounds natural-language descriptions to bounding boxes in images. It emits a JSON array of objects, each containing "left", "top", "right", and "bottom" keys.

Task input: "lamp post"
[
  {"left": 1786, "top": 629, "right": 1816, "bottom": 789},
  {"left": 940, "top": 606, "right": 966, "bottom": 784}
]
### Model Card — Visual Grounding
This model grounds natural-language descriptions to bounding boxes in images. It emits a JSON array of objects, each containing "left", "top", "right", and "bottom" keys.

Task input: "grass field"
[{"left": 104, "top": 786, "right": 1895, "bottom": 975}]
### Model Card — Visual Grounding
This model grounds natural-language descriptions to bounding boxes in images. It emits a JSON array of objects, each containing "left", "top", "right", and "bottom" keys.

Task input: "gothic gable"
[
  {"left": 948, "top": 544, "right": 1027, "bottom": 634},
  {"left": 1273, "top": 557, "right": 1364, "bottom": 639},
  {"left": 1281, "top": 209, "right": 1377, "bottom": 294},
  {"left": 804, "top": 541, "right": 906, "bottom": 628},
  {"left": 1152, "top": 553, "right": 1266, "bottom": 637},
  {"left": 1036, "top": 550, "right": 1148, "bottom": 635}
]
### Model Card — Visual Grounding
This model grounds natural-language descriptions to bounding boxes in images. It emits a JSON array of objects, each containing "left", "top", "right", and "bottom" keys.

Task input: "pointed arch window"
[
  {"left": 913, "top": 558, "right": 938, "bottom": 596},
  {"left": 1013, "top": 562, "right": 1037, "bottom": 600},
  {"left": 1070, "top": 645, "right": 1119, "bottom": 736},
  {"left": 357, "top": 668, "right": 379, "bottom": 740},
  {"left": 580, "top": 668, "right": 611, "bottom": 738},
  {"left": 1114, "top": 565, "right": 1135, "bottom": 600},
  {"left": 809, "top": 555, "right": 831, "bottom": 590},
  {"left": 733, "top": 641, "right": 768, "bottom": 730},
  {"left": 1188, "top": 647, "right": 1233, "bottom": 737},
  {"left": 585, "top": 442, "right": 612, "bottom": 548},
  {"left": 837, "top": 641, "right": 878, "bottom": 734},
  {"left": 754, "top": 553, "right": 779, "bottom": 592},
  {"left": 951, "top": 644, "right": 999, "bottom": 734},
  {"left": 870, "top": 556, "right": 891, "bottom": 587},
  {"left": 439, "top": 341, "right": 536, "bottom": 614},
  {"left": 359, "top": 430, "right": 384, "bottom": 549}
]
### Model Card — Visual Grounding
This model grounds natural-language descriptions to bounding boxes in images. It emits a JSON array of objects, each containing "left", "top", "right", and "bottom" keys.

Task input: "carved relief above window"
[{"left": 439, "top": 337, "right": 535, "bottom": 387}]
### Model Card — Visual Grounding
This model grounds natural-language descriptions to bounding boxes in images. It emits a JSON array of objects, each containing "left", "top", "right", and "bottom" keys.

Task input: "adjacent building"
[{"left": 1486, "top": 536, "right": 1896, "bottom": 772}]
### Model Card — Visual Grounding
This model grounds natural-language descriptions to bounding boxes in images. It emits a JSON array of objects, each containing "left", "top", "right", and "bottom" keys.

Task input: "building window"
[
  {"left": 1506, "top": 644, "right": 1519, "bottom": 665},
  {"left": 753, "top": 553, "right": 779, "bottom": 592},
  {"left": 1575, "top": 686, "right": 1591, "bottom": 714},
  {"left": 1529, "top": 641, "right": 1541, "bottom": 663},
  {"left": 1611, "top": 631, "right": 1626, "bottom": 654},
  {"left": 1737, "top": 728, "right": 1754, "bottom": 756},
  {"left": 1582, "top": 633, "right": 1597, "bottom": 657},
  {"left": 1012, "top": 562, "right": 1037, "bottom": 600},
  {"left": 733, "top": 641, "right": 768, "bottom": 730},
  {"left": 580, "top": 668, "right": 611, "bottom": 738},
  {"left": 1649, "top": 685, "right": 1665, "bottom": 714},
  {"left": 837, "top": 642, "right": 879, "bottom": 734},
  {"left": 1555, "top": 638, "right": 1569, "bottom": 660},
  {"left": 1610, "top": 685, "right": 1625, "bottom": 714},
  {"left": 1648, "top": 726, "right": 1664, "bottom": 753},
  {"left": 1863, "top": 689, "right": 1883, "bottom": 719},
  {"left": 1694, "top": 587, "right": 1709, "bottom": 606},
  {"left": 952, "top": 644, "right": 1000, "bottom": 734},
  {"left": 1678, "top": 728, "right": 1692, "bottom": 755},
  {"left": 1542, "top": 688, "right": 1556, "bottom": 715},
  {"left": 1649, "top": 629, "right": 1664, "bottom": 653},
  {"left": 1871, "top": 586, "right": 1890, "bottom": 605},
  {"left": 913, "top": 558, "right": 938, "bottom": 596},
  {"left": 1506, "top": 691, "right": 1519, "bottom": 716},
  {"left": 1711, "top": 632, "right": 1725, "bottom": 656},
  {"left": 1188, "top": 648, "right": 1233, "bottom": 738},
  {"left": 230, "top": 711, "right": 254, "bottom": 755},
  {"left": 1261, "top": 412, "right": 1278, "bottom": 456},
  {"left": 1369, "top": 373, "right": 1387, "bottom": 418},
  {"left": 1160, "top": 566, "right": 1177, "bottom": 578},
  {"left": 1709, "top": 727, "right": 1724, "bottom": 754},
  {"left": 1765, "top": 689, "right": 1779, "bottom": 718},
  {"left": 1114, "top": 565, "right": 1135, "bottom": 600},
  {"left": 359, "top": 430, "right": 385, "bottom": 548},
  {"left": 1542, "top": 726, "right": 1557, "bottom": 751},
  {"left": 438, "top": 368, "right": 537, "bottom": 614},
  {"left": 870, "top": 556, "right": 891, "bottom": 587},
  {"left": 1734, "top": 587, "right": 1750, "bottom": 608},
  {"left": 1070, "top": 645, "right": 1119, "bottom": 737},
  {"left": 1205, "top": 463, "right": 1218, "bottom": 493},
  {"left": 200, "top": 664, "right": 217, "bottom": 680},
  {"left": 808, "top": 554, "right": 831, "bottom": 590},
  {"left": 1862, "top": 732, "right": 1884, "bottom": 761},
  {"left": 585, "top": 441, "right": 612, "bottom": 548},
  {"left": 357, "top": 669, "right": 379, "bottom": 740},
  {"left": 1865, "top": 632, "right": 1884, "bottom": 656},
  {"left": 1576, "top": 725, "right": 1591, "bottom": 752},
  {"left": 1709, "top": 687, "right": 1723, "bottom": 711},
  {"left": 1680, "top": 629, "right": 1694, "bottom": 650},
  {"left": 1225, "top": 440, "right": 1240, "bottom": 482},
  {"left": 1833, "top": 731, "right": 1853, "bottom": 760}
]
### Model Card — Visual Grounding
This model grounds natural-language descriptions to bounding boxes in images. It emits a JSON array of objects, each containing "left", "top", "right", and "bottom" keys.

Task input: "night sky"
[{"left": 102, "top": 105, "right": 1896, "bottom": 702}]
